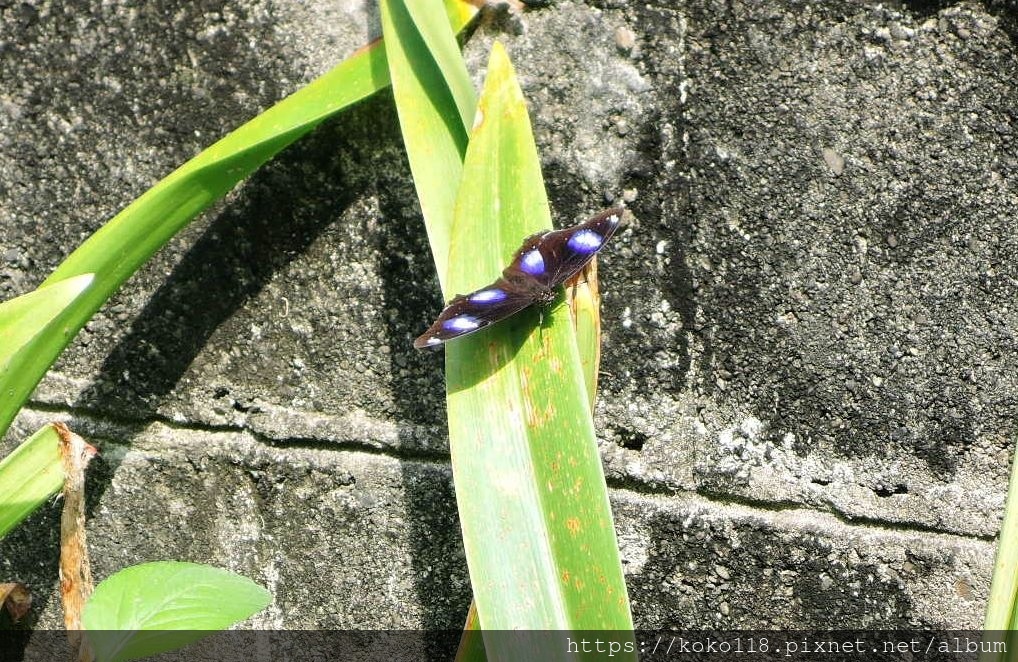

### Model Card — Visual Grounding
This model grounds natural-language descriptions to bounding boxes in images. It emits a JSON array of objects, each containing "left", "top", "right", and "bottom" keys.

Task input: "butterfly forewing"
[
  {"left": 413, "top": 278, "right": 535, "bottom": 348},
  {"left": 414, "top": 207, "right": 624, "bottom": 349}
]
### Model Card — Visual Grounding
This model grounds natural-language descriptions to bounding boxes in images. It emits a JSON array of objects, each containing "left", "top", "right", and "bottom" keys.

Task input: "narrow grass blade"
[
  {"left": 0, "top": 274, "right": 94, "bottom": 369},
  {"left": 379, "top": 4, "right": 485, "bottom": 655},
  {"left": 0, "top": 424, "right": 64, "bottom": 538},
  {"left": 0, "top": 274, "right": 94, "bottom": 537},
  {"left": 381, "top": 6, "right": 632, "bottom": 647},
  {"left": 981, "top": 449, "right": 1018, "bottom": 661},
  {"left": 381, "top": 0, "right": 477, "bottom": 291},
  {"left": 0, "top": 273, "right": 93, "bottom": 479},
  {"left": 454, "top": 279, "right": 605, "bottom": 659},
  {"left": 456, "top": 603, "right": 486, "bottom": 662},
  {"left": 445, "top": 42, "right": 634, "bottom": 645},
  {"left": 0, "top": 2, "right": 479, "bottom": 442}
]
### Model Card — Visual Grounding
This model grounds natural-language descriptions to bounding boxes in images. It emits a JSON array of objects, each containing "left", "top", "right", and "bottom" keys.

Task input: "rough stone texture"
[
  {"left": 2, "top": 0, "right": 1015, "bottom": 631},
  {"left": 3, "top": 410, "right": 470, "bottom": 629}
]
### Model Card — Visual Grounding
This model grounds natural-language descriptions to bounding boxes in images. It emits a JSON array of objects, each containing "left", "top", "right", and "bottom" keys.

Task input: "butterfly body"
[{"left": 414, "top": 208, "right": 623, "bottom": 349}]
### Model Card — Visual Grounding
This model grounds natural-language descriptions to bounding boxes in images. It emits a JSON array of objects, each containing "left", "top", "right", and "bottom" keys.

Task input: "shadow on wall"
[{"left": 36, "top": 92, "right": 467, "bottom": 628}]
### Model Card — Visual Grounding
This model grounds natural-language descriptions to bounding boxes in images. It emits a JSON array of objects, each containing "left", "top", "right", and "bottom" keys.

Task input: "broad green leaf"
[
  {"left": 0, "top": 424, "right": 64, "bottom": 538},
  {"left": 0, "top": 2, "right": 479, "bottom": 443},
  {"left": 445, "top": 42, "right": 634, "bottom": 650},
  {"left": 381, "top": 0, "right": 476, "bottom": 292},
  {"left": 84, "top": 562, "right": 270, "bottom": 662}
]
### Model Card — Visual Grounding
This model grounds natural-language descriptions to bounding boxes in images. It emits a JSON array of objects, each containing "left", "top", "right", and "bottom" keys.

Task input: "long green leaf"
[
  {"left": 381, "top": 0, "right": 476, "bottom": 292},
  {"left": 0, "top": 423, "right": 64, "bottom": 538},
  {"left": 382, "top": 0, "right": 632, "bottom": 645},
  {"left": 0, "top": 274, "right": 94, "bottom": 367},
  {"left": 985, "top": 446, "right": 1018, "bottom": 629},
  {"left": 981, "top": 449, "right": 1018, "bottom": 661},
  {"left": 0, "top": 274, "right": 94, "bottom": 446},
  {"left": 0, "top": 2, "right": 479, "bottom": 442},
  {"left": 446, "top": 42, "right": 634, "bottom": 646},
  {"left": 402, "top": 1, "right": 478, "bottom": 134},
  {"left": 84, "top": 561, "right": 270, "bottom": 662}
]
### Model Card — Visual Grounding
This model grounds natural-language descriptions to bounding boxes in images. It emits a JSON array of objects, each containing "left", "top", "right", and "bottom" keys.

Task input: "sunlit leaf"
[
  {"left": 84, "top": 562, "right": 270, "bottom": 662},
  {"left": 444, "top": 42, "right": 634, "bottom": 648},
  {"left": 0, "top": 424, "right": 64, "bottom": 539}
]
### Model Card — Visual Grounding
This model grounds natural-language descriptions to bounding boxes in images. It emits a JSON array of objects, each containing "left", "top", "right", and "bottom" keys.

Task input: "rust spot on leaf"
[
  {"left": 524, "top": 397, "right": 541, "bottom": 427},
  {"left": 561, "top": 570, "right": 571, "bottom": 584},
  {"left": 565, "top": 516, "right": 582, "bottom": 535},
  {"left": 520, "top": 365, "right": 543, "bottom": 427},
  {"left": 521, "top": 365, "right": 533, "bottom": 387}
]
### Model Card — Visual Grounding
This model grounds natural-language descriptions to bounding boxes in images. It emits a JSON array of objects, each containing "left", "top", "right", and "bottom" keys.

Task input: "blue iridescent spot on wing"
[
  {"left": 520, "top": 249, "right": 545, "bottom": 275},
  {"left": 566, "top": 229, "right": 604, "bottom": 254},
  {"left": 469, "top": 288, "right": 508, "bottom": 303},
  {"left": 443, "top": 315, "right": 481, "bottom": 332}
]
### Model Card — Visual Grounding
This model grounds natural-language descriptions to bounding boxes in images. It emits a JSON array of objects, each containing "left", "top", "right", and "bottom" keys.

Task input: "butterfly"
[{"left": 414, "top": 207, "right": 623, "bottom": 349}]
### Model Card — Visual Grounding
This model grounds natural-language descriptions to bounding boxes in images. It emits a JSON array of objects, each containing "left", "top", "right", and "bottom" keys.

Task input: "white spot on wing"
[
  {"left": 444, "top": 315, "right": 481, "bottom": 332},
  {"left": 520, "top": 249, "right": 545, "bottom": 275},
  {"left": 469, "top": 288, "right": 507, "bottom": 303},
  {"left": 567, "top": 229, "right": 604, "bottom": 254}
]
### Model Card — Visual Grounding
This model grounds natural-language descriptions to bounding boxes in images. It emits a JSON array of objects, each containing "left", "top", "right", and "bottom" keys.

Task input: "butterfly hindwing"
[{"left": 414, "top": 207, "right": 623, "bottom": 349}]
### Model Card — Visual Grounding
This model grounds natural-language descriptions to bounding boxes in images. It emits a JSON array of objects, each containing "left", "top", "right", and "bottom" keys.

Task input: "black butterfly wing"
[
  {"left": 502, "top": 207, "right": 623, "bottom": 289},
  {"left": 413, "top": 277, "right": 537, "bottom": 349},
  {"left": 414, "top": 207, "right": 623, "bottom": 349}
]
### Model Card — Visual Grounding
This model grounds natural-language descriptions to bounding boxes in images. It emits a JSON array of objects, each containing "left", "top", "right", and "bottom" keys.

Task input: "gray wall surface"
[{"left": 2, "top": 0, "right": 1015, "bottom": 630}]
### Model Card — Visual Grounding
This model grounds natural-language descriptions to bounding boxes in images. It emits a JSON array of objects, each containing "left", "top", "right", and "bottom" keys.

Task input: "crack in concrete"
[{"left": 15, "top": 403, "right": 998, "bottom": 546}]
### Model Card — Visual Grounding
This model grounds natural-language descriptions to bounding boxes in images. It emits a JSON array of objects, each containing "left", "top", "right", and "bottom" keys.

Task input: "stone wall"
[{"left": 2, "top": 0, "right": 1015, "bottom": 629}]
